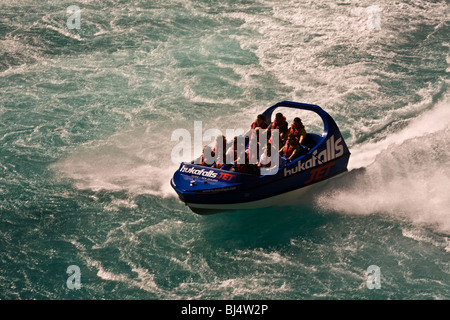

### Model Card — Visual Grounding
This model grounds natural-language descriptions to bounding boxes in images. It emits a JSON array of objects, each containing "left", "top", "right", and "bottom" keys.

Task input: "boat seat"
[{"left": 302, "top": 133, "right": 322, "bottom": 149}]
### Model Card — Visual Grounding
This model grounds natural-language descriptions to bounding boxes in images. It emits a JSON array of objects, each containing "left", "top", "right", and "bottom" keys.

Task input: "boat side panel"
[{"left": 179, "top": 154, "right": 350, "bottom": 205}]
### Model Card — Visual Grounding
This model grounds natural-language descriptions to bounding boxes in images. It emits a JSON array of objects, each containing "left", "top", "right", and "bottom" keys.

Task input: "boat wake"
[
  {"left": 52, "top": 124, "right": 178, "bottom": 198},
  {"left": 316, "top": 94, "right": 450, "bottom": 235}
]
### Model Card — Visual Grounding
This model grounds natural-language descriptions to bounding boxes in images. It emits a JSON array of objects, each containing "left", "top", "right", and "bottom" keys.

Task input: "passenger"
[
  {"left": 250, "top": 114, "right": 268, "bottom": 130},
  {"left": 269, "top": 112, "right": 288, "bottom": 145},
  {"left": 244, "top": 114, "right": 268, "bottom": 150},
  {"left": 226, "top": 136, "right": 241, "bottom": 169},
  {"left": 231, "top": 151, "right": 249, "bottom": 173},
  {"left": 191, "top": 145, "right": 214, "bottom": 166},
  {"left": 212, "top": 135, "right": 227, "bottom": 155},
  {"left": 227, "top": 135, "right": 249, "bottom": 173},
  {"left": 279, "top": 135, "right": 302, "bottom": 162},
  {"left": 212, "top": 135, "right": 227, "bottom": 169},
  {"left": 288, "top": 117, "right": 307, "bottom": 145},
  {"left": 258, "top": 142, "right": 272, "bottom": 168},
  {"left": 228, "top": 136, "right": 238, "bottom": 160},
  {"left": 246, "top": 142, "right": 258, "bottom": 167},
  {"left": 226, "top": 136, "right": 259, "bottom": 175},
  {"left": 244, "top": 145, "right": 260, "bottom": 175}
]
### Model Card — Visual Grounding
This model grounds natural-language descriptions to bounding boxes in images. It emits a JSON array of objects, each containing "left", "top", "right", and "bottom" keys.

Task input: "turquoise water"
[{"left": 1, "top": 0, "right": 449, "bottom": 299}]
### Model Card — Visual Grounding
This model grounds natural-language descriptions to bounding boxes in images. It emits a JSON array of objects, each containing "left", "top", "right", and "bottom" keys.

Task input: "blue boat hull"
[
  {"left": 171, "top": 154, "right": 349, "bottom": 214},
  {"left": 171, "top": 101, "right": 351, "bottom": 214}
]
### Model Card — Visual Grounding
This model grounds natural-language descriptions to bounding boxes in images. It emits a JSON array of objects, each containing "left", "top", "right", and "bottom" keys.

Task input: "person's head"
[
  {"left": 293, "top": 117, "right": 302, "bottom": 127},
  {"left": 256, "top": 114, "right": 266, "bottom": 125},
  {"left": 202, "top": 145, "right": 214, "bottom": 164},
  {"left": 216, "top": 135, "right": 226, "bottom": 144},
  {"left": 275, "top": 112, "right": 284, "bottom": 122},
  {"left": 203, "top": 145, "right": 212, "bottom": 154}
]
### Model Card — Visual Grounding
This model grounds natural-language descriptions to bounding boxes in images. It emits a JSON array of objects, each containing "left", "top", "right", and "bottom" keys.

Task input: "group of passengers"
[{"left": 195, "top": 112, "right": 307, "bottom": 174}]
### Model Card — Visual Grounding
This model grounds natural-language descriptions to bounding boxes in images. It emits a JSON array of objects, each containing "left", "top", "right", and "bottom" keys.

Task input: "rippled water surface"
[{"left": 1, "top": 0, "right": 449, "bottom": 299}]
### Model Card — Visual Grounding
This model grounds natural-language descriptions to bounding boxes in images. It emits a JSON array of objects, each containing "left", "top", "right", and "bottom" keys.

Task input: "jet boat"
[{"left": 171, "top": 101, "right": 350, "bottom": 214}]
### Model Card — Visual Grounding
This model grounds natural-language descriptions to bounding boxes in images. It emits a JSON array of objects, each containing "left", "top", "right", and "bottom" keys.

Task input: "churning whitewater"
[{"left": 1, "top": 0, "right": 449, "bottom": 299}]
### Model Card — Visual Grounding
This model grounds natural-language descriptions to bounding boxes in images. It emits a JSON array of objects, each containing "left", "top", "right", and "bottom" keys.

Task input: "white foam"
[
  {"left": 223, "top": 1, "right": 383, "bottom": 104},
  {"left": 52, "top": 122, "right": 180, "bottom": 198},
  {"left": 224, "top": 0, "right": 449, "bottom": 128},
  {"left": 233, "top": 249, "right": 296, "bottom": 266},
  {"left": 315, "top": 94, "right": 450, "bottom": 234},
  {"left": 90, "top": 257, "right": 160, "bottom": 294},
  {"left": 401, "top": 228, "right": 450, "bottom": 251},
  {"left": 349, "top": 93, "right": 450, "bottom": 169}
]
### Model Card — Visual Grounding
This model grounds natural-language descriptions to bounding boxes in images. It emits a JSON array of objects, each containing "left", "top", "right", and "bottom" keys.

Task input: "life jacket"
[
  {"left": 259, "top": 151, "right": 271, "bottom": 167},
  {"left": 270, "top": 116, "right": 288, "bottom": 132},
  {"left": 251, "top": 120, "right": 268, "bottom": 130},
  {"left": 199, "top": 147, "right": 214, "bottom": 166},
  {"left": 251, "top": 120, "right": 268, "bottom": 146},
  {"left": 212, "top": 139, "right": 227, "bottom": 167},
  {"left": 289, "top": 123, "right": 305, "bottom": 139},
  {"left": 235, "top": 152, "right": 249, "bottom": 173},
  {"left": 283, "top": 140, "right": 299, "bottom": 158},
  {"left": 246, "top": 147, "right": 258, "bottom": 166},
  {"left": 268, "top": 116, "right": 286, "bottom": 144}
]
